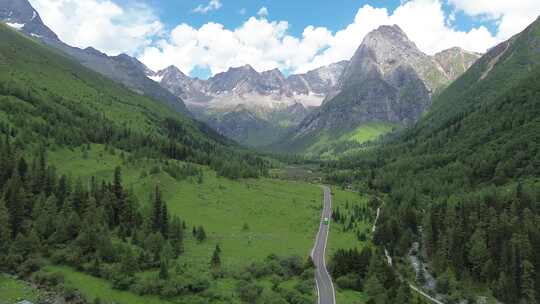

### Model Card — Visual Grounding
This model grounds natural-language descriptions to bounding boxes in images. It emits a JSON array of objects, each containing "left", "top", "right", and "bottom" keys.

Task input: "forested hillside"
[
  {"left": 324, "top": 17, "right": 540, "bottom": 303},
  {"left": 0, "top": 23, "right": 268, "bottom": 179}
]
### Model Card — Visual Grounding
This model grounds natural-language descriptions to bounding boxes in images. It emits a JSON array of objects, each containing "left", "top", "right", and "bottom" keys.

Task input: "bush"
[
  {"left": 17, "top": 257, "right": 44, "bottom": 276},
  {"left": 131, "top": 277, "right": 163, "bottom": 296},
  {"left": 31, "top": 270, "right": 65, "bottom": 287},
  {"left": 187, "top": 276, "right": 210, "bottom": 293},
  {"left": 294, "top": 279, "right": 314, "bottom": 295},
  {"left": 111, "top": 272, "right": 135, "bottom": 290},
  {"left": 237, "top": 280, "right": 263, "bottom": 303},
  {"left": 335, "top": 274, "right": 361, "bottom": 290}
]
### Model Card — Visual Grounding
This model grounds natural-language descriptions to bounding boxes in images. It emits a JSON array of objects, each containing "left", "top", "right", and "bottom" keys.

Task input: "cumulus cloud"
[
  {"left": 193, "top": 0, "right": 222, "bottom": 14},
  {"left": 30, "top": 0, "right": 539, "bottom": 77},
  {"left": 28, "top": 0, "right": 163, "bottom": 56},
  {"left": 140, "top": 0, "right": 515, "bottom": 75},
  {"left": 138, "top": 17, "right": 333, "bottom": 75},
  {"left": 447, "top": 0, "right": 540, "bottom": 40},
  {"left": 257, "top": 7, "right": 269, "bottom": 18},
  {"left": 300, "top": 0, "right": 501, "bottom": 72}
]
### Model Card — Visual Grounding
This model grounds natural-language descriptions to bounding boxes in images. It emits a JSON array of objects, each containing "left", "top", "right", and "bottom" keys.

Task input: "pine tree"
[
  {"left": 169, "top": 216, "right": 184, "bottom": 257},
  {"left": 151, "top": 185, "right": 163, "bottom": 234},
  {"left": 196, "top": 226, "right": 207, "bottom": 242},
  {"left": 4, "top": 174, "right": 26, "bottom": 238},
  {"left": 521, "top": 260, "right": 537, "bottom": 303},
  {"left": 159, "top": 257, "right": 169, "bottom": 280},
  {"left": 161, "top": 203, "right": 169, "bottom": 237},
  {"left": 120, "top": 247, "right": 138, "bottom": 276},
  {"left": 211, "top": 244, "right": 221, "bottom": 267},
  {"left": 468, "top": 227, "right": 489, "bottom": 281},
  {"left": 112, "top": 167, "right": 124, "bottom": 226},
  {"left": 34, "top": 195, "right": 57, "bottom": 240},
  {"left": 0, "top": 198, "right": 11, "bottom": 255},
  {"left": 394, "top": 282, "right": 412, "bottom": 304}
]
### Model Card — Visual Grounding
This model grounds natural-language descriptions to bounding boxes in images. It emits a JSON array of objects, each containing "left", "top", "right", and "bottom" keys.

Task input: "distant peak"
[
  {"left": 359, "top": 23, "right": 417, "bottom": 52},
  {"left": 262, "top": 68, "right": 284, "bottom": 76},
  {"left": 435, "top": 47, "right": 482, "bottom": 57},
  {"left": 367, "top": 24, "right": 408, "bottom": 40},
  {"left": 84, "top": 47, "right": 105, "bottom": 57},
  {"left": 229, "top": 64, "right": 256, "bottom": 72},
  {"left": 162, "top": 65, "right": 183, "bottom": 74}
]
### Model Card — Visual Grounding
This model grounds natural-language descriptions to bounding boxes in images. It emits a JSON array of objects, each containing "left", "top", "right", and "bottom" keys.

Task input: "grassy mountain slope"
[
  {"left": 271, "top": 122, "right": 397, "bottom": 160},
  {"left": 326, "top": 17, "right": 540, "bottom": 303},
  {"left": 0, "top": 23, "right": 270, "bottom": 178}
]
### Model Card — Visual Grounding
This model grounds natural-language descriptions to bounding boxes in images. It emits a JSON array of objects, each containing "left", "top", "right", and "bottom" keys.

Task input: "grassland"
[
  {"left": 0, "top": 274, "right": 39, "bottom": 304},
  {"left": 43, "top": 266, "right": 175, "bottom": 304},
  {"left": 299, "top": 122, "right": 397, "bottom": 159},
  {"left": 38, "top": 144, "right": 323, "bottom": 303},
  {"left": 48, "top": 144, "right": 322, "bottom": 269}
]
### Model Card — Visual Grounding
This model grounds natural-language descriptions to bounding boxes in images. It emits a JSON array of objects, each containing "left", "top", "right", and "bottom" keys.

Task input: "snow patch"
[
  {"left": 148, "top": 75, "right": 163, "bottom": 83},
  {"left": 7, "top": 23, "right": 25, "bottom": 30},
  {"left": 31, "top": 11, "right": 37, "bottom": 21},
  {"left": 30, "top": 33, "right": 42, "bottom": 38}
]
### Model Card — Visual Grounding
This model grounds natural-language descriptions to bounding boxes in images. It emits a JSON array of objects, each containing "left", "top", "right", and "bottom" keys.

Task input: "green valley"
[{"left": 1, "top": 1, "right": 540, "bottom": 304}]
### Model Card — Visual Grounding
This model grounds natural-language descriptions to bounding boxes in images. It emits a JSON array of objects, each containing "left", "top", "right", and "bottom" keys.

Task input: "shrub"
[
  {"left": 237, "top": 280, "right": 263, "bottom": 303},
  {"left": 31, "top": 270, "right": 65, "bottom": 287}
]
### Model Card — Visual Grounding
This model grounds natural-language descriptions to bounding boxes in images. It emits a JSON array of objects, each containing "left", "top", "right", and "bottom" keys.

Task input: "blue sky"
[
  {"left": 30, "top": 0, "right": 540, "bottom": 78},
  {"left": 136, "top": 0, "right": 497, "bottom": 36}
]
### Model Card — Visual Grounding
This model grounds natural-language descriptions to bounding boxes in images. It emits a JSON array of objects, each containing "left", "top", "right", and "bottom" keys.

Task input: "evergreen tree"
[
  {"left": 521, "top": 260, "right": 537, "bottom": 303},
  {"left": 196, "top": 226, "right": 207, "bottom": 242},
  {"left": 159, "top": 257, "right": 169, "bottom": 280},
  {"left": 120, "top": 247, "right": 138, "bottom": 276},
  {"left": 468, "top": 227, "right": 489, "bottom": 280},
  {"left": 169, "top": 216, "right": 184, "bottom": 257},
  {"left": 0, "top": 198, "right": 11, "bottom": 255},
  {"left": 211, "top": 244, "right": 221, "bottom": 267},
  {"left": 151, "top": 185, "right": 163, "bottom": 234},
  {"left": 161, "top": 203, "right": 169, "bottom": 237}
]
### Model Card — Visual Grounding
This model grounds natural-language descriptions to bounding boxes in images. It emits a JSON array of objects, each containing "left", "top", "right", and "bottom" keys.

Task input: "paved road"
[{"left": 311, "top": 186, "right": 336, "bottom": 304}]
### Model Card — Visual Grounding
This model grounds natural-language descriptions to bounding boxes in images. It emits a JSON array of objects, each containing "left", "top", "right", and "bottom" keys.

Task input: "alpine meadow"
[{"left": 0, "top": 1, "right": 539, "bottom": 304}]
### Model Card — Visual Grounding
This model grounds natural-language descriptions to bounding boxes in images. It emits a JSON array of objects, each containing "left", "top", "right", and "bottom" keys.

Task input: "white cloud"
[
  {"left": 28, "top": 0, "right": 162, "bottom": 56},
  {"left": 447, "top": 0, "right": 540, "bottom": 40},
  {"left": 30, "top": 0, "right": 538, "bottom": 77},
  {"left": 138, "top": 16, "right": 332, "bottom": 75},
  {"left": 193, "top": 0, "right": 222, "bottom": 14},
  {"left": 257, "top": 7, "right": 269, "bottom": 18},
  {"left": 140, "top": 0, "right": 516, "bottom": 76}
]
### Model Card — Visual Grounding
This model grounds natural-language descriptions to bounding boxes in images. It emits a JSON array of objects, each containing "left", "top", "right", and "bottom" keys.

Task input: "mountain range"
[
  {"left": 0, "top": 0, "right": 480, "bottom": 154},
  {"left": 149, "top": 61, "right": 349, "bottom": 146}
]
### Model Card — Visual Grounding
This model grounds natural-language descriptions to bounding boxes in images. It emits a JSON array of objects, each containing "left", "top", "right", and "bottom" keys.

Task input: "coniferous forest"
[
  {"left": 325, "top": 20, "right": 540, "bottom": 304},
  {"left": 1, "top": 1, "right": 540, "bottom": 304}
]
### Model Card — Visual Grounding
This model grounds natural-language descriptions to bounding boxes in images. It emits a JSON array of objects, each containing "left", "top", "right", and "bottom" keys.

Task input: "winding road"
[{"left": 311, "top": 185, "right": 336, "bottom": 304}]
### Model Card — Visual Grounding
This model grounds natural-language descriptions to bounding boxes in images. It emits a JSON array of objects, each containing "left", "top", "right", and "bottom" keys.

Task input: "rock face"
[
  {"left": 0, "top": 0, "right": 58, "bottom": 40},
  {"left": 153, "top": 62, "right": 347, "bottom": 146},
  {"left": 287, "top": 61, "right": 348, "bottom": 95},
  {"left": 0, "top": 0, "right": 188, "bottom": 114},
  {"left": 289, "top": 25, "right": 480, "bottom": 144},
  {"left": 433, "top": 47, "right": 483, "bottom": 81}
]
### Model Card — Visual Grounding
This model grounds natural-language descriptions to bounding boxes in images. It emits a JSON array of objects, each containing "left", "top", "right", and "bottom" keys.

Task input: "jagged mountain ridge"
[
  {"left": 150, "top": 61, "right": 348, "bottom": 146},
  {"left": 0, "top": 0, "right": 188, "bottom": 114},
  {"left": 276, "top": 25, "right": 480, "bottom": 155}
]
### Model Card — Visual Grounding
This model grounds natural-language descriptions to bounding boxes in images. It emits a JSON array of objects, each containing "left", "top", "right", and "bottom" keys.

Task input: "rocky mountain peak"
[
  {"left": 84, "top": 47, "right": 106, "bottom": 57},
  {"left": 361, "top": 25, "right": 417, "bottom": 52},
  {"left": 0, "top": 0, "right": 58, "bottom": 40},
  {"left": 156, "top": 65, "right": 189, "bottom": 80}
]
